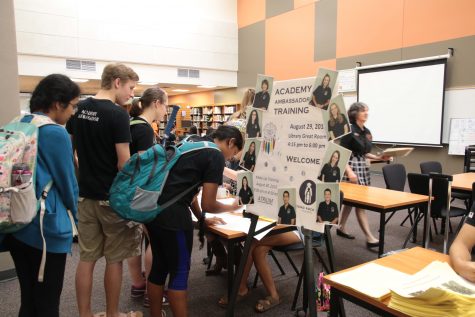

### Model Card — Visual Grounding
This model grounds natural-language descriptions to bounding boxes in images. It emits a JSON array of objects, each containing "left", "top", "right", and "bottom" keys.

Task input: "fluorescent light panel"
[{"left": 172, "top": 89, "right": 190, "bottom": 92}]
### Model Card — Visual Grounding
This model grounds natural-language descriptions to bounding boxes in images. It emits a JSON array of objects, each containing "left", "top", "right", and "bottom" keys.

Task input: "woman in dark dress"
[
  {"left": 238, "top": 176, "right": 254, "bottom": 205},
  {"left": 338, "top": 102, "right": 391, "bottom": 248},
  {"left": 327, "top": 103, "right": 349, "bottom": 140},
  {"left": 253, "top": 79, "right": 270, "bottom": 110},
  {"left": 242, "top": 141, "right": 257, "bottom": 171},
  {"left": 310, "top": 74, "right": 332, "bottom": 109},
  {"left": 246, "top": 109, "right": 261, "bottom": 138},
  {"left": 319, "top": 150, "right": 341, "bottom": 182}
]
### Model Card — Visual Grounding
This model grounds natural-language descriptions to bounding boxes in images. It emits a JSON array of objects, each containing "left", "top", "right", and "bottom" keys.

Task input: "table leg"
[
  {"left": 378, "top": 212, "right": 386, "bottom": 257},
  {"left": 329, "top": 288, "right": 340, "bottom": 317},
  {"left": 227, "top": 239, "right": 235, "bottom": 299},
  {"left": 422, "top": 202, "right": 429, "bottom": 249}
]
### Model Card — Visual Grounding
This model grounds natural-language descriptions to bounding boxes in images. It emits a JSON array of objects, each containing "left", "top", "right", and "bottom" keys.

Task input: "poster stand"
[{"left": 225, "top": 211, "right": 276, "bottom": 317}]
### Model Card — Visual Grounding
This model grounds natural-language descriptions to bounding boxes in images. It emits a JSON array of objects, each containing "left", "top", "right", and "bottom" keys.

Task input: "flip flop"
[
  {"left": 255, "top": 296, "right": 281, "bottom": 313},
  {"left": 218, "top": 290, "right": 249, "bottom": 308}
]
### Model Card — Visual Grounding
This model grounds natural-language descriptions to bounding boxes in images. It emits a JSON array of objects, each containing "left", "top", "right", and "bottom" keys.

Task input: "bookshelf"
[{"left": 190, "top": 104, "right": 239, "bottom": 135}]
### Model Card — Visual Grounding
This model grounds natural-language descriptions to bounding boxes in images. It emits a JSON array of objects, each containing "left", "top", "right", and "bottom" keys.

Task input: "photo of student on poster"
[
  {"left": 316, "top": 183, "right": 340, "bottom": 224},
  {"left": 253, "top": 75, "right": 273, "bottom": 110},
  {"left": 277, "top": 188, "right": 296, "bottom": 225},
  {"left": 246, "top": 108, "right": 262, "bottom": 138},
  {"left": 323, "top": 95, "right": 350, "bottom": 140},
  {"left": 240, "top": 139, "right": 261, "bottom": 172},
  {"left": 309, "top": 68, "right": 338, "bottom": 109},
  {"left": 237, "top": 171, "right": 254, "bottom": 206},
  {"left": 318, "top": 142, "right": 351, "bottom": 183}
]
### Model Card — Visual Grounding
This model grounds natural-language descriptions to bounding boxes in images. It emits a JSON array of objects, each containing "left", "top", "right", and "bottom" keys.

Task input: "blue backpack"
[{"left": 109, "top": 136, "right": 220, "bottom": 223}]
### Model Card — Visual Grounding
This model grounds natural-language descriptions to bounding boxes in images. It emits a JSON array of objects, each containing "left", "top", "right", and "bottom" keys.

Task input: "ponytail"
[
  {"left": 129, "top": 86, "right": 167, "bottom": 117},
  {"left": 129, "top": 98, "right": 143, "bottom": 117}
]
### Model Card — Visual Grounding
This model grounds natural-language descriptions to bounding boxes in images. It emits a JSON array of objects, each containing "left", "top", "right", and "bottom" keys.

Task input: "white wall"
[{"left": 14, "top": 0, "right": 238, "bottom": 85}]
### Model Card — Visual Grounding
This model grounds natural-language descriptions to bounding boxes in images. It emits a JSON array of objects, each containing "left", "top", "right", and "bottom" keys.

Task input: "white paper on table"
[
  {"left": 330, "top": 263, "right": 410, "bottom": 299},
  {"left": 390, "top": 261, "right": 475, "bottom": 298},
  {"left": 208, "top": 213, "right": 275, "bottom": 240}
]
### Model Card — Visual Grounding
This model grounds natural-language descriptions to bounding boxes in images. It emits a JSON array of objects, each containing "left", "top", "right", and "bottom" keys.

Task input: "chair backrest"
[
  {"left": 382, "top": 164, "right": 406, "bottom": 192},
  {"left": 464, "top": 145, "right": 475, "bottom": 172},
  {"left": 407, "top": 172, "right": 447, "bottom": 219},
  {"left": 420, "top": 161, "right": 442, "bottom": 174}
]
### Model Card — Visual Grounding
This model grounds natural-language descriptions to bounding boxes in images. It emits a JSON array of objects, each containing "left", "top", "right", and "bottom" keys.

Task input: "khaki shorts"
[{"left": 77, "top": 198, "right": 142, "bottom": 263}]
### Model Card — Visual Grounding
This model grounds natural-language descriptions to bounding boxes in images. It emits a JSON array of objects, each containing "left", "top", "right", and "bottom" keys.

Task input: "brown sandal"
[
  {"left": 255, "top": 296, "right": 281, "bottom": 313},
  {"left": 218, "top": 290, "right": 249, "bottom": 308}
]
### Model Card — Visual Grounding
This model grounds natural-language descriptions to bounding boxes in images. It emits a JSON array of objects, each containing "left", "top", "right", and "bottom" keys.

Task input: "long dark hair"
[
  {"left": 242, "top": 176, "right": 248, "bottom": 188},
  {"left": 247, "top": 141, "right": 256, "bottom": 155},
  {"left": 30, "top": 74, "right": 80, "bottom": 113},
  {"left": 210, "top": 125, "right": 244, "bottom": 151},
  {"left": 129, "top": 87, "right": 167, "bottom": 117},
  {"left": 247, "top": 110, "right": 260, "bottom": 131}
]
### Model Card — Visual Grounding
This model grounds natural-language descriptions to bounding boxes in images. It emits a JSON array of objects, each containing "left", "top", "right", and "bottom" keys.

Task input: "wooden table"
[
  {"left": 207, "top": 214, "right": 289, "bottom": 299},
  {"left": 324, "top": 247, "right": 450, "bottom": 317},
  {"left": 452, "top": 172, "right": 475, "bottom": 192},
  {"left": 340, "top": 182, "right": 430, "bottom": 257}
]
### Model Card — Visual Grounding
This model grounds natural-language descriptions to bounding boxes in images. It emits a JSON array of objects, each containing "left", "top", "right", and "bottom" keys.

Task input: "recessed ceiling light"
[
  {"left": 71, "top": 78, "right": 89, "bottom": 83},
  {"left": 172, "top": 89, "right": 190, "bottom": 92},
  {"left": 138, "top": 82, "right": 158, "bottom": 86},
  {"left": 198, "top": 85, "right": 216, "bottom": 89}
]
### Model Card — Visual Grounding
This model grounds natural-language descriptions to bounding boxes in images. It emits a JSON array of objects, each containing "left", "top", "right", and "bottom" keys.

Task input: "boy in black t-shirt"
[
  {"left": 278, "top": 191, "right": 296, "bottom": 225},
  {"left": 317, "top": 188, "right": 339, "bottom": 224},
  {"left": 67, "top": 63, "right": 142, "bottom": 317}
]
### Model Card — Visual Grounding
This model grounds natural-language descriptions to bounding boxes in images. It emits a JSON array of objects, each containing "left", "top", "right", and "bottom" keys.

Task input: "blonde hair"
[{"left": 101, "top": 63, "right": 139, "bottom": 89}]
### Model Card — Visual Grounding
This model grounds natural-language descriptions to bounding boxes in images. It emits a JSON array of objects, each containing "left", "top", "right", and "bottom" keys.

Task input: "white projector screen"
[{"left": 358, "top": 59, "right": 446, "bottom": 146}]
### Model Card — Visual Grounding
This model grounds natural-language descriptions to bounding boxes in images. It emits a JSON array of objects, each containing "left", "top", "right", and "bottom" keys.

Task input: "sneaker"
[
  {"left": 162, "top": 292, "right": 169, "bottom": 306},
  {"left": 143, "top": 293, "right": 169, "bottom": 308},
  {"left": 131, "top": 284, "right": 146, "bottom": 298}
]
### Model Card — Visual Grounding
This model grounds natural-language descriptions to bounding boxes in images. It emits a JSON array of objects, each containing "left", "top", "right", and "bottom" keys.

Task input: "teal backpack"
[{"left": 109, "top": 136, "right": 220, "bottom": 223}]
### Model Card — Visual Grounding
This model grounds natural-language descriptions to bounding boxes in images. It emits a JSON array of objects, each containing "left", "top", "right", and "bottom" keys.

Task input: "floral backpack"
[{"left": 0, "top": 114, "right": 77, "bottom": 281}]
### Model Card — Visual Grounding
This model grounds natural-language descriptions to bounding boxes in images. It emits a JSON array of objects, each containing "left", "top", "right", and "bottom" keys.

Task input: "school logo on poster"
[{"left": 299, "top": 180, "right": 316, "bottom": 205}]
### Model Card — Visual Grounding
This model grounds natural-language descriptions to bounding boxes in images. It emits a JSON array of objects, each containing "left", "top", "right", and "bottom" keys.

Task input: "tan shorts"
[{"left": 77, "top": 198, "right": 142, "bottom": 263}]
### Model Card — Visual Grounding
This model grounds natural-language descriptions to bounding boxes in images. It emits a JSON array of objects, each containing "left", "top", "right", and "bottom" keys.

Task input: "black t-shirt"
[
  {"left": 310, "top": 85, "right": 331, "bottom": 108},
  {"left": 238, "top": 186, "right": 253, "bottom": 204},
  {"left": 466, "top": 208, "right": 475, "bottom": 227},
  {"left": 339, "top": 124, "right": 372, "bottom": 156},
  {"left": 151, "top": 145, "right": 225, "bottom": 231},
  {"left": 317, "top": 201, "right": 339, "bottom": 222},
  {"left": 254, "top": 91, "right": 270, "bottom": 109},
  {"left": 328, "top": 115, "right": 349, "bottom": 139},
  {"left": 319, "top": 163, "right": 340, "bottom": 183},
  {"left": 66, "top": 97, "right": 131, "bottom": 200},
  {"left": 130, "top": 117, "right": 155, "bottom": 155},
  {"left": 246, "top": 120, "right": 260, "bottom": 138},
  {"left": 243, "top": 151, "right": 256, "bottom": 171},
  {"left": 278, "top": 204, "right": 296, "bottom": 225}
]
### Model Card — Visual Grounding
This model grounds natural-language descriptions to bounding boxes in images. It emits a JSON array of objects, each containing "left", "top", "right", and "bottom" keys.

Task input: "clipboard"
[{"left": 382, "top": 147, "right": 414, "bottom": 157}]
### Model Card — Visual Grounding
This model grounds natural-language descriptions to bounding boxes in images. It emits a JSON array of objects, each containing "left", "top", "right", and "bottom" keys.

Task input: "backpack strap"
[
  {"left": 38, "top": 180, "right": 53, "bottom": 282},
  {"left": 130, "top": 119, "right": 148, "bottom": 126},
  {"left": 159, "top": 182, "right": 201, "bottom": 211}
]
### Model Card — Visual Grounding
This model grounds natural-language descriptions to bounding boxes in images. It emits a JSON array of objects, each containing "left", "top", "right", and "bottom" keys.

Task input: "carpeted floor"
[{"left": 0, "top": 174, "right": 459, "bottom": 317}]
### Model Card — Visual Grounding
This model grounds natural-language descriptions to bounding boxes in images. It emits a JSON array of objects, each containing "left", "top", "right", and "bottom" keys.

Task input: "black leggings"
[
  {"left": 4, "top": 235, "right": 67, "bottom": 317},
  {"left": 145, "top": 226, "right": 193, "bottom": 290}
]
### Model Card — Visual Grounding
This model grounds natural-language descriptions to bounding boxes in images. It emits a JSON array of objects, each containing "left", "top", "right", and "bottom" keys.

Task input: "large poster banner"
[{"left": 247, "top": 77, "right": 332, "bottom": 231}]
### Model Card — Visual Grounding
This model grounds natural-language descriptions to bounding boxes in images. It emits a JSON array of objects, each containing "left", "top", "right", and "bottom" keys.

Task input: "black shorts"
[{"left": 145, "top": 226, "right": 193, "bottom": 291}]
